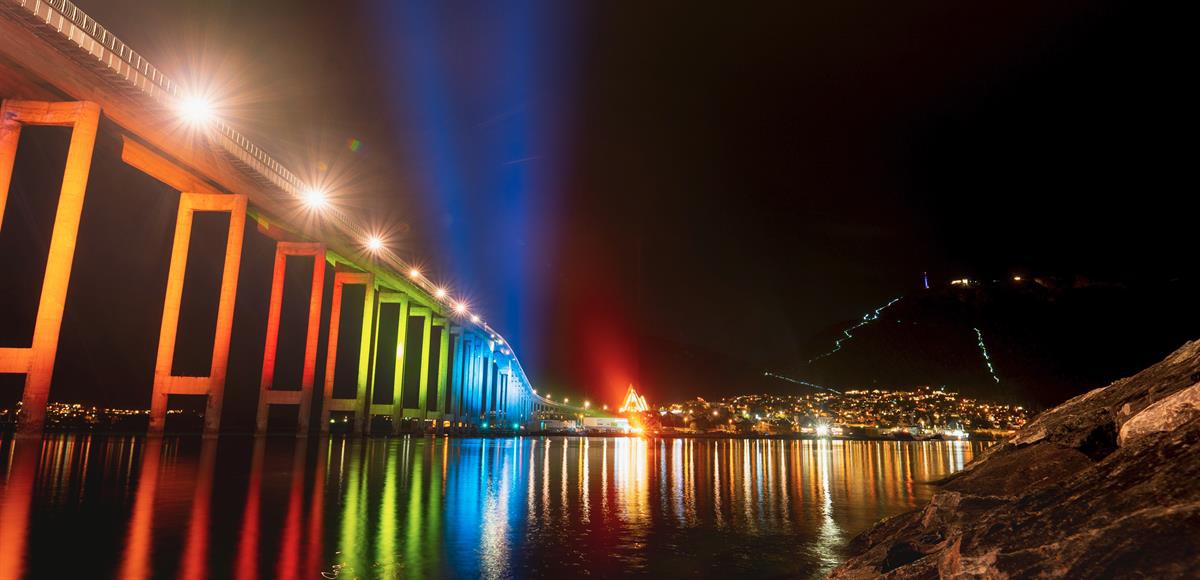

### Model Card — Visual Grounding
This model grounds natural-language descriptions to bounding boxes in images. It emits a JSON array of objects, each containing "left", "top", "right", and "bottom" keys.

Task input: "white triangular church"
[{"left": 618, "top": 384, "right": 649, "bottom": 414}]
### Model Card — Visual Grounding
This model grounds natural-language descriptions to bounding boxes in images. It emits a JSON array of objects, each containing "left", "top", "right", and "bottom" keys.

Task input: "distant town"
[
  {"left": 2, "top": 386, "right": 1027, "bottom": 440},
  {"left": 644, "top": 387, "right": 1027, "bottom": 439},
  {"left": 531, "top": 385, "right": 1027, "bottom": 439}
]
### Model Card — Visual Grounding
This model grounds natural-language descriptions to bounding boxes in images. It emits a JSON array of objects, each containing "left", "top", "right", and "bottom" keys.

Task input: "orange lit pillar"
[
  {"left": 0, "top": 100, "right": 100, "bottom": 437},
  {"left": 320, "top": 271, "right": 374, "bottom": 435},
  {"left": 255, "top": 242, "right": 326, "bottom": 435},
  {"left": 149, "top": 193, "right": 247, "bottom": 436}
]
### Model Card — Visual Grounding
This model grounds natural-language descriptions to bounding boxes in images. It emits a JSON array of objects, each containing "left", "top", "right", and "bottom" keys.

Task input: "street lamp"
[
  {"left": 178, "top": 96, "right": 214, "bottom": 127},
  {"left": 301, "top": 186, "right": 328, "bottom": 210}
]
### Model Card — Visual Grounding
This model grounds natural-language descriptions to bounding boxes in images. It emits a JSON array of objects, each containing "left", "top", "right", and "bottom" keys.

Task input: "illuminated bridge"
[{"left": 0, "top": 0, "right": 569, "bottom": 437}]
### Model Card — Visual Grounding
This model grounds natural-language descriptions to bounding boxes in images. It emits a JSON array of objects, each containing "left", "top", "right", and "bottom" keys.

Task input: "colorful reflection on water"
[{"left": 0, "top": 435, "right": 988, "bottom": 578}]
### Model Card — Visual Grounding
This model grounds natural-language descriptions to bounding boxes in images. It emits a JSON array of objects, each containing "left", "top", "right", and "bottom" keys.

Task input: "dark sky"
[{"left": 24, "top": 1, "right": 1200, "bottom": 406}]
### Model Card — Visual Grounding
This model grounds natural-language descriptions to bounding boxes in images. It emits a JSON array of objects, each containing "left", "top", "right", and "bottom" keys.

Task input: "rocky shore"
[{"left": 831, "top": 341, "right": 1200, "bottom": 578}]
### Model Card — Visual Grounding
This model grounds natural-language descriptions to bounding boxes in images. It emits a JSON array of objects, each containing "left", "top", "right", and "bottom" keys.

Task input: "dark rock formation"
[{"left": 831, "top": 340, "right": 1200, "bottom": 578}]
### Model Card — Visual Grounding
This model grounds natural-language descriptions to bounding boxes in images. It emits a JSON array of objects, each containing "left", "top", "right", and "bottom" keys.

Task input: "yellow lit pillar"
[{"left": 320, "top": 272, "right": 374, "bottom": 434}]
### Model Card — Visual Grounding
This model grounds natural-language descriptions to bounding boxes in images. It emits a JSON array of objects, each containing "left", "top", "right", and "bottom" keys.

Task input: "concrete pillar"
[
  {"left": 449, "top": 330, "right": 463, "bottom": 421},
  {"left": 367, "top": 293, "right": 410, "bottom": 434},
  {"left": 465, "top": 338, "right": 477, "bottom": 419},
  {"left": 410, "top": 307, "right": 433, "bottom": 419},
  {"left": 481, "top": 346, "right": 492, "bottom": 417},
  {"left": 255, "top": 243, "right": 325, "bottom": 435},
  {"left": 0, "top": 101, "right": 100, "bottom": 437},
  {"left": 319, "top": 271, "right": 374, "bottom": 435},
  {"left": 149, "top": 192, "right": 247, "bottom": 436},
  {"left": 434, "top": 318, "right": 449, "bottom": 419}
]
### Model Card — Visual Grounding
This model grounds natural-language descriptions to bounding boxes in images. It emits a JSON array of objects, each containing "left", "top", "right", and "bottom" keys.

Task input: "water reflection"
[{"left": 0, "top": 435, "right": 985, "bottom": 578}]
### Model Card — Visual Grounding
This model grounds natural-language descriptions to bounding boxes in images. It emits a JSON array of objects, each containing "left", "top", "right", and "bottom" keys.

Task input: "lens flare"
[
  {"left": 178, "top": 96, "right": 215, "bottom": 126},
  {"left": 301, "top": 187, "right": 328, "bottom": 210}
]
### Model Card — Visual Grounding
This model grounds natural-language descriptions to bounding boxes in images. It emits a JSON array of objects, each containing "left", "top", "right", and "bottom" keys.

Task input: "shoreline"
[{"left": 3, "top": 427, "right": 1010, "bottom": 442}]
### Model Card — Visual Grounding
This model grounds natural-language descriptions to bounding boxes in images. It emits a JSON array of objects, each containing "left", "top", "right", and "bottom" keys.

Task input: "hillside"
[{"left": 795, "top": 277, "right": 1200, "bottom": 407}]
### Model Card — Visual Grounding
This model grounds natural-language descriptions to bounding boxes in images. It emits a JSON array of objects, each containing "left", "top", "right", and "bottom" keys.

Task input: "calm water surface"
[{"left": 0, "top": 435, "right": 987, "bottom": 578}]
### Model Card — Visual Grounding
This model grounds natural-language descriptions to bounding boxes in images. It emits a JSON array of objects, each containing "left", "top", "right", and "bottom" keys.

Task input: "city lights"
[
  {"left": 583, "top": 401, "right": 590, "bottom": 409},
  {"left": 409, "top": 268, "right": 421, "bottom": 279},
  {"left": 365, "top": 236, "right": 384, "bottom": 251},
  {"left": 435, "top": 287, "right": 447, "bottom": 299},
  {"left": 454, "top": 302, "right": 467, "bottom": 314},
  {"left": 470, "top": 315, "right": 480, "bottom": 323}
]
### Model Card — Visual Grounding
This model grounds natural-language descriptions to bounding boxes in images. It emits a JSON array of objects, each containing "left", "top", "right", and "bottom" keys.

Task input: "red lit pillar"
[{"left": 255, "top": 242, "right": 326, "bottom": 435}]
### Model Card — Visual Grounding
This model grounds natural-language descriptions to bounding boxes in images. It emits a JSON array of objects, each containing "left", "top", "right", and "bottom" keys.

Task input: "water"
[{"left": 0, "top": 435, "right": 987, "bottom": 579}]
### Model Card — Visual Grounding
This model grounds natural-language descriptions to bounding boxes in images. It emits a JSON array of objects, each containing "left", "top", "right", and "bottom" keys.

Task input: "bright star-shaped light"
[
  {"left": 178, "top": 96, "right": 215, "bottom": 126},
  {"left": 301, "top": 186, "right": 328, "bottom": 210}
]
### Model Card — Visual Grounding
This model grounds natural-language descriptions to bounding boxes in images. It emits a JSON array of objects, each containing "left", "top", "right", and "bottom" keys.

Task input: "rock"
[
  {"left": 831, "top": 340, "right": 1200, "bottom": 579},
  {"left": 1119, "top": 382, "right": 1200, "bottom": 446}
]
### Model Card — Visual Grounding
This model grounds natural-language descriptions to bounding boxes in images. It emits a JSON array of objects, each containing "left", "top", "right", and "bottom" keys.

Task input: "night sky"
[{"left": 6, "top": 1, "right": 1196, "bottom": 408}]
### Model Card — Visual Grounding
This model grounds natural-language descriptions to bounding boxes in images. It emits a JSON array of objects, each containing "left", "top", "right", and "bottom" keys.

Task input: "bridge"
[{"left": 0, "top": 0, "right": 571, "bottom": 437}]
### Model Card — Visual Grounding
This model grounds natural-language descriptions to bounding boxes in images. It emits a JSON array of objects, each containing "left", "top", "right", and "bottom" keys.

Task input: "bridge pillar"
[
  {"left": 462, "top": 337, "right": 474, "bottom": 421},
  {"left": 447, "top": 328, "right": 463, "bottom": 426},
  {"left": 320, "top": 271, "right": 374, "bottom": 435},
  {"left": 367, "top": 291, "right": 409, "bottom": 434},
  {"left": 0, "top": 100, "right": 100, "bottom": 437},
  {"left": 255, "top": 242, "right": 326, "bottom": 435},
  {"left": 409, "top": 306, "right": 434, "bottom": 424},
  {"left": 149, "top": 192, "right": 247, "bottom": 436},
  {"left": 434, "top": 318, "right": 449, "bottom": 425}
]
